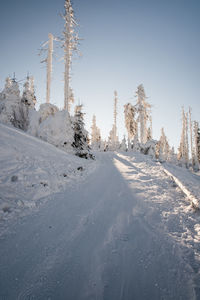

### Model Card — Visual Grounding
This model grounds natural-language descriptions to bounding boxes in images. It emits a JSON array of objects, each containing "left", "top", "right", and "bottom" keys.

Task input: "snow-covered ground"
[
  {"left": 0, "top": 123, "right": 96, "bottom": 228},
  {"left": 0, "top": 125, "right": 200, "bottom": 299}
]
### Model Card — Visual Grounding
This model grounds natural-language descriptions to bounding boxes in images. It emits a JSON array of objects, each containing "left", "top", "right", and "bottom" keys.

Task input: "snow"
[
  {"left": 0, "top": 123, "right": 95, "bottom": 227},
  {"left": 0, "top": 125, "right": 200, "bottom": 299},
  {"left": 162, "top": 162, "right": 200, "bottom": 208}
]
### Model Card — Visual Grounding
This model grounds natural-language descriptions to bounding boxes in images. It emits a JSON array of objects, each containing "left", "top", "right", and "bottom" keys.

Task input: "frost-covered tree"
[
  {"left": 91, "top": 115, "right": 101, "bottom": 150},
  {"left": 108, "top": 91, "right": 119, "bottom": 150},
  {"left": 72, "top": 105, "right": 93, "bottom": 159},
  {"left": 0, "top": 77, "right": 12, "bottom": 100},
  {"left": 124, "top": 103, "right": 138, "bottom": 141},
  {"left": 113, "top": 91, "right": 118, "bottom": 144},
  {"left": 178, "top": 108, "right": 189, "bottom": 167},
  {"left": 21, "top": 75, "right": 37, "bottom": 107},
  {"left": 189, "top": 107, "right": 195, "bottom": 167},
  {"left": 119, "top": 135, "right": 127, "bottom": 151},
  {"left": 135, "top": 84, "right": 151, "bottom": 144},
  {"left": 0, "top": 76, "right": 21, "bottom": 126},
  {"left": 62, "top": 0, "right": 79, "bottom": 112},
  {"left": 147, "top": 116, "right": 153, "bottom": 141},
  {"left": 39, "top": 33, "right": 55, "bottom": 104},
  {"left": 159, "top": 128, "right": 170, "bottom": 161},
  {"left": 193, "top": 121, "right": 200, "bottom": 170},
  {"left": 168, "top": 147, "right": 178, "bottom": 164}
]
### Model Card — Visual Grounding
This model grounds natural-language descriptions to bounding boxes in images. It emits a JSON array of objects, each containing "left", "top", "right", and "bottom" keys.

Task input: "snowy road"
[{"left": 0, "top": 152, "right": 199, "bottom": 300}]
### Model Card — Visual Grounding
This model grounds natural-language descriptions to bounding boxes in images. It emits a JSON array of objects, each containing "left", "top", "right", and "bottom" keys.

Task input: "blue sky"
[{"left": 0, "top": 0, "right": 200, "bottom": 149}]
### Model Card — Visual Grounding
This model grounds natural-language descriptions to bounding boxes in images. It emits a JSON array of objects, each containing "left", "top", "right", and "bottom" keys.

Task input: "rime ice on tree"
[
  {"left": 135, "top": 84, "right": 151, "bottom": 144},
  {"left": 113, "top": 91, "right": 118, "bottom": 145},
  {"left": 108, "top": 91, "right": 119, "bottom": 150},
  {"left": 21, "top": 75, "right": 37, "bottom": 107},
  {"left": 39, "top": 33, "right": 55, "bottom": 104},
  {"left": 91, "top": 115, "right": 101, "bottom": 150},
  {"left": 124, "top": 103, "right": 138, "bottom": 143},
  {"left": 62, "top": 0, "right": 79, "bottom": 112},
  {"left": 193, "top": 121, "right": 200, "bottom": 170},
  {"left": 178, "top": 107, "right": 189, "bottom": 167}
]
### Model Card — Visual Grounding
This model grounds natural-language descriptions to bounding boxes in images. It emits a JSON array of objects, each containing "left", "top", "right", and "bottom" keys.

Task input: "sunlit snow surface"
[{"left": 0, "top": 124, "right": 200, "bottom": 299}]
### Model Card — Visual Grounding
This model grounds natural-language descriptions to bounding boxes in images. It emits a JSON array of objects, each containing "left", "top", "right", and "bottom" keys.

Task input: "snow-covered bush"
[
  {"left": 140, "top": 140, "right": 157, "bottom": 159},
  {"left": 38, "top": 110, "right": 74, "bottom": 152},
  {"left": 119, "top": 136, "right": 127, "bottom": 151},
  {"left": 38, "top": 103, "right": 59, "bottom": 124}
]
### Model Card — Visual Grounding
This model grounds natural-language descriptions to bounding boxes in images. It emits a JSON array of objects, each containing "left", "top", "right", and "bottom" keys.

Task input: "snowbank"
[{"left": 162, "top": 163, "right": 200, "bottom": 208}]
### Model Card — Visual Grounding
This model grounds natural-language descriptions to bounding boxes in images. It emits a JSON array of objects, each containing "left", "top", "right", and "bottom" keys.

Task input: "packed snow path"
[{"left": 0, "top": 152, "right": 199, "bottom": 300}]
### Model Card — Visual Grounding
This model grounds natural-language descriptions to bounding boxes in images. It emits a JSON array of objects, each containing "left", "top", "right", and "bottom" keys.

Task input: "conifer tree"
[
  {"left": 91, "top": 115, "right": 101, "bottom": 150},
  {"left": 159, "top": 128, "right": 170, "bottom": 161},
  {"left": 120, "top": 135, "right": 127, "bottom": 151},
  {"left": 72, "top": 105, "right": 93, "bottom": 159},
  {"left": 21, "top": 75, "right": 37, "bottom": 107}
]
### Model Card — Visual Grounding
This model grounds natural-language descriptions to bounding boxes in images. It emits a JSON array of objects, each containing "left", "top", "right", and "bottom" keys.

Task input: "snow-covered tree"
[
  {"left": 21, "top": 75, "right": 37, "bottom": 107},
  {"left": 62, "top": 0, "right": 79, "bottom": 112},
  {"left": 72, "top": 105, "right": 93, "bottom": 159},
  {"left": 124, "top": 103, "right": 138, "bottom": 141},
  {"left": 39, "top": 33, "right": 55, "bottom": 104},
  {"left": 168, "top": 147, "right": 178, "bottom": 164},
  {"left": 113, "top": 91, "right": 118, "bottom": 144},
  {"left": 119, "top": 135, "right": 127, "bottom": 151},
  {"left": 91, "top": 115, "right": 101, "bottom": 150},
  {"left": 178, "top": 107, "right": 189, "bottom": 167},
  {"left": 147, "top": 116, "right": 153, "bottom": 141},
  {"left": 135, "top": 84, "right": 151, "bottom": 144},
  {"left": 159, "top": 128, "right": 170, "bottom": 161},
  {"left": 108, "top": 91, "right": 119, "bottom": 150},
  {"left": 0, "top": 77, "right": 12, "bottom": 100},
  {"left": 193, "top": 121, "right": 200, "bottom": 170},
  {"left": 0, "top": 76, "right": 21, "bottom": 126}
]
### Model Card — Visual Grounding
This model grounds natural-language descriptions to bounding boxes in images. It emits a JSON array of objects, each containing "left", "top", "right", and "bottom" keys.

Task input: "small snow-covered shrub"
[{"left": 141, "top": 140, "right": 157, "bottom": 158}]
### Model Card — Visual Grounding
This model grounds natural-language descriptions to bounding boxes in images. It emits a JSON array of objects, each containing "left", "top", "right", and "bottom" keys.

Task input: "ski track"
[{"left": 0, "top": 151, "right": 200, "bottom": 299}]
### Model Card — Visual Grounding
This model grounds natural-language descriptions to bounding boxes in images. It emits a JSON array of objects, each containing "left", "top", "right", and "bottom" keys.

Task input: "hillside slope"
[
  {"left": 0, "top": 124, "right": 95, "bottom": 225},
  {"left": 0, "top": 128, "right": 200, "bottom": 299}
]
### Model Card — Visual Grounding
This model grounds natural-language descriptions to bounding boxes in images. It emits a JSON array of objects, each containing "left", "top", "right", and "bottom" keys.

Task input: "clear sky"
[{"left": 0, "top": 0, "right": 200, "bottom": 149}]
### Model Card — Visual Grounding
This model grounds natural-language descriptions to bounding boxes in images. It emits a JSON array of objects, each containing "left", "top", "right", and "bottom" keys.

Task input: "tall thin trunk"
[{"left": 46, "top": 33, "right": 53, "bottom": 104}]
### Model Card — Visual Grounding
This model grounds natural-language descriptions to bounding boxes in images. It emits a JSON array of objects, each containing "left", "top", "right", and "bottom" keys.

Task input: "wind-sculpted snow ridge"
[{"left": 0, "top": 124, "right": 97, "bottom": 230}]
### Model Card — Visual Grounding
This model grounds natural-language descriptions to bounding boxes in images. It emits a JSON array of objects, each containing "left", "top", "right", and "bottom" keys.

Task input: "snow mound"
[{"left": 38, "top": 110, "right": 74, "bottom": 152}]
